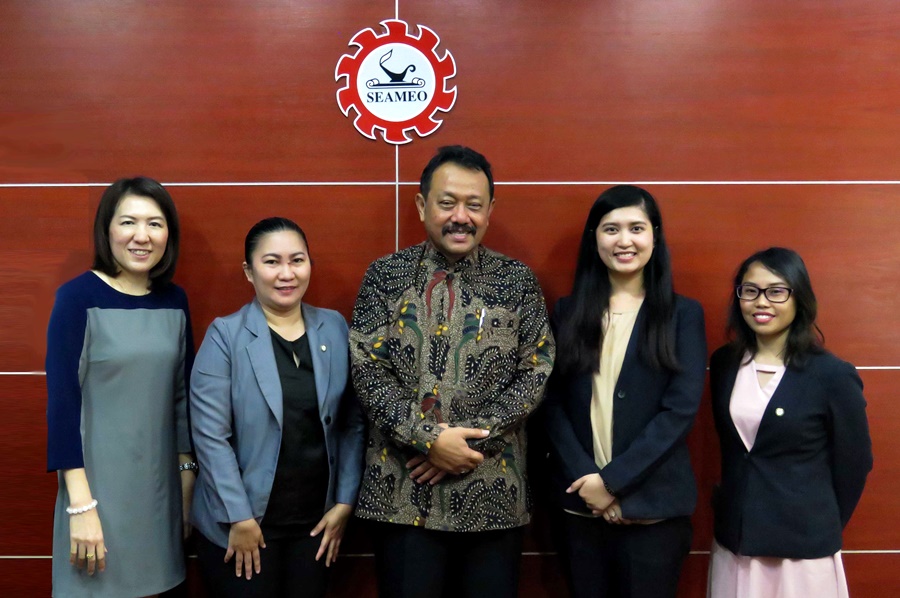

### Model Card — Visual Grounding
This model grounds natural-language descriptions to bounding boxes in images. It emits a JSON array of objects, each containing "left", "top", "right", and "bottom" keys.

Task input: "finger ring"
[
  {"left": 86, "top": 553, "right": 95, "bottom": 559},
  {"left": 610, "top": 512, "right": 617, "bottom": 519}
]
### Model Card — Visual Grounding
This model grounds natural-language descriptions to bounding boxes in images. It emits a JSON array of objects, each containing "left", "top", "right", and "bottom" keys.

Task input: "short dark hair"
[
  {"left": 92, "top": 176, "right": 180, "bottom": 290},
  {"left": 419, "top": 145, "right": 494, "bottom": 200},
  {"left": 556, "top": 185, "right": 678, "bottom": 374},
  {"left": 244, "top": 217, "right": 309, "bottom": 265},
  {"left": 726, "top": 247, "right": 824, "bottom": 366}
]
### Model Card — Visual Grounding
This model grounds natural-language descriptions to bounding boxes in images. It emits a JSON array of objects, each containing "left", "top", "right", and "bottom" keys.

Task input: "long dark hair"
[
  {"left": 556, "top": 185, "right": 678, "bottom": 375},
  {"left": 92, "top": 176, "right": 180, "bottom": 290},
  {"left": 726, "top": 247, "right": 823, "bottom": 366}
]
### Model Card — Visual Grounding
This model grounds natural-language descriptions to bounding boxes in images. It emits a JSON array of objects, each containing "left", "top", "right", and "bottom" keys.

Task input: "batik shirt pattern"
[{"left": 350, "top": 242, "right": 554, "bottom": 531}]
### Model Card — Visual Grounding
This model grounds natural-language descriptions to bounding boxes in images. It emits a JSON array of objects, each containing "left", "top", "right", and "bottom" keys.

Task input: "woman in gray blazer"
[{"left": 190, "top": 217, "right": 365, "bottom": 597}]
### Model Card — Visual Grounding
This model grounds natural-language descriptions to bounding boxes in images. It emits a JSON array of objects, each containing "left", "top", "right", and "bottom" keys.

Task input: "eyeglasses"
[{"left": 736, "top": 285, "right": 793, "bottom": 303}]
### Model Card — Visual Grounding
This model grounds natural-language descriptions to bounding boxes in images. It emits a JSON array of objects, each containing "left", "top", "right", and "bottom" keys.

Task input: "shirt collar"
[{"left": 423, "top": 240, "right": 483, "bottom": 272}]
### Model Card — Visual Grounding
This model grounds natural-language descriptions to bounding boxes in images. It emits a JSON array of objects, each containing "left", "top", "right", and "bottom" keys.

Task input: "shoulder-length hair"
[
  {"left": 556, "top": 185, "right": 678, "bottom": 375},
  {"left": 726, "top": 247, "right": 824, "bottom": 366},
  {"left": 92, "top": 176, "right": 180, "bottom": 290}
]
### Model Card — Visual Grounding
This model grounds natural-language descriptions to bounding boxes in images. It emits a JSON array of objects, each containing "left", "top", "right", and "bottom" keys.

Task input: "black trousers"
[
  {"left": 195, "top": 530, "right": 328, "bottom": 598},
  {"left": 557, "top": 512, "right": 692, "bottom": 598},
  {"left": 369, "top": 521, "right": 524, "bottom": 598}
]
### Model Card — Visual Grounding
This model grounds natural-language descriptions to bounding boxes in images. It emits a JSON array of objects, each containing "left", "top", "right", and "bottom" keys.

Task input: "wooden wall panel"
[
  {"left": 398, "top": 0, "right": 900, "bottom": 182},
  {"left": 0, "top": 0, "right": 396, "bottom": 183},
  {"left": 0, "top": 377, "right": 56, "bottom": 555},
  {"left": 1, "top": 0, "right": 898, "bottom": 595},
  {"left": 0, "top": 185, "right": 395, "bottom": 372},
  {"left": 399, "top": 183, "right": 900, "bottom": 365}
]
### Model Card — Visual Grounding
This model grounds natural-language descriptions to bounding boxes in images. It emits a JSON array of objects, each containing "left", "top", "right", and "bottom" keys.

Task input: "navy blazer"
[
  {"left": 189, "top": 299, "right": 366, "bottom": 548},
  {"left": 542, "top": 295, "right": 707, "bottom": 519},
  {"left": 710, "top": 346, "right": 873, "bottom": 559}
]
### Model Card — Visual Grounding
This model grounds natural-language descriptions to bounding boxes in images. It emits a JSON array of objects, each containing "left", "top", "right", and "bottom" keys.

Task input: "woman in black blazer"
[
  {"left": 708, "top": 247, "right": 872, "bottom": 598},
  {"left": 542, "top": 185, "right": 707, "bottom": 598}
]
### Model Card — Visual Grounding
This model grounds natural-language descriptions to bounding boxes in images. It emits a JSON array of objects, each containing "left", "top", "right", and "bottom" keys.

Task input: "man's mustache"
[{"left": 442, "top": 223, "right": 476, "bottom": 235}]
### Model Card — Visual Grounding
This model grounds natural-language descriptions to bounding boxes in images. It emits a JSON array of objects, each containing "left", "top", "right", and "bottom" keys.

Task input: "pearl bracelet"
[{"left": 66, "top": 499, "right": 98, "bottom": 515}]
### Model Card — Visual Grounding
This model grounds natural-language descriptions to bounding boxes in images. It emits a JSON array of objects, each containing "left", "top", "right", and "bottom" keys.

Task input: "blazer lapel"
[
  {"left": 245, "top": 300, "right": 283, "bottom": 427},
  {"left": 751, "top": 366, "right": 798, "bottom": 450},
  {"left": 621, "top": 302, "right": 646, "bottom": 369},
  {"left": 303, "top": 304, "right": 331, "bottom": 414}
]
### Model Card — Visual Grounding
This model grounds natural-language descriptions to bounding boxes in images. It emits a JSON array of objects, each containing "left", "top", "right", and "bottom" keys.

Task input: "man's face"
[{"left": 416, "top": 162, "right": 494, "bottom": 263}]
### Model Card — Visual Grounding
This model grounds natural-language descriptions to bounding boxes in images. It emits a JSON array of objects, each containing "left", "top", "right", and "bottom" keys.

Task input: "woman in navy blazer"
[
  {"left": 542, "top": 186, "right": 707, "bottom": 598},
  {"left": 708, "top": 247, "right": 872, "bottom": 597},
  {"left": 190, "top": 217, "right": 365, "bottom": 597}
]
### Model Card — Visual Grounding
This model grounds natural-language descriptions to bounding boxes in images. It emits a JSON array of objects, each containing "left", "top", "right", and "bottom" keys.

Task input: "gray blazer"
[{"left": 189, "top": 299, "right": 365, "bottom": 548}]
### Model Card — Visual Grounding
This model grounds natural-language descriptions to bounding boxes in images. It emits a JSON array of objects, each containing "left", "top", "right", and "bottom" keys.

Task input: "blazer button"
[
  {"left": 616, "top": 389, "right": 626, "bottom": 399},
  {"left": 324, "top": 416, "right": 332, "bottom": 425},
  {"left": 743, "top": 452, "right": 750, "bottom": 459}
]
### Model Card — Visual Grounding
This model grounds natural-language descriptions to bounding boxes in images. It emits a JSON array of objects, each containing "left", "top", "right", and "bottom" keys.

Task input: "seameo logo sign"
[{"left": 335, "top": 20, "right": 457, "bottom": 144}]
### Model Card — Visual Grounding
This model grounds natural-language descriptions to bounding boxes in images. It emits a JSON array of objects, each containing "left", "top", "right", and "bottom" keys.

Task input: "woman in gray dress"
[{"left": 46, "top": 177, "right": 196, "bottom": 597}]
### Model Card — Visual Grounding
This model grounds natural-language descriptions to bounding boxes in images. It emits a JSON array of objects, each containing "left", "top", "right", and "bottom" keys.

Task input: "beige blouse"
[{"left": 590, "top": 309, "right": 640, "bottom": 469}]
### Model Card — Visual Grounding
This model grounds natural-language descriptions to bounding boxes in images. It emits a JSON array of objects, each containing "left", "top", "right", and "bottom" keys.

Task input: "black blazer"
[
  {"left": 542, "top": 295, "right": 707, "bottom": 519},
  {"left": 710, "top": 346, "right": 873, "bottom": 559}
]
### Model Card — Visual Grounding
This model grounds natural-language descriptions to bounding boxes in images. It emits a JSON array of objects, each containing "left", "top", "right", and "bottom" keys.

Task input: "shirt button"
[
  {"left": 321, "top": 345, "right": 327, "bottom": 352},
  {"left": 324, "top": 416, "right": 332, "bottom": 425},
  {"left": 616, "top": 389, "right": 626, "bottom": 399},
  {"left": 329, "top": 456, "right": 335, "bottom": 465}
]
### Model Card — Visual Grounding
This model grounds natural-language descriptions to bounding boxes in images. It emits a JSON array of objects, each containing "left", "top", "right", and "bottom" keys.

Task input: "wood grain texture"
[
  {"left": 399, "top": 0, "right": 900, "bottom": 182},
  {"left": 0, "top": 0, "right": 396, "bottom": 183},
  {"left": 1, "top": 0, "right": 898, "bottom": 595},
  {"left": 0, "top": 185, "right": 395, "bottom": 371},
  {"left": 399, "top": 183, "right": 900, "bottom": 365}
]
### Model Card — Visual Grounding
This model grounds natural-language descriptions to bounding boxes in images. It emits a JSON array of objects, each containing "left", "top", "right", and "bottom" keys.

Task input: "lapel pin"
[
  {"left": 321, "top": 345, "right": 327, "bottom": 352},
  {"left": 775, "top": 407, "right": 784, "bottom": 416}
]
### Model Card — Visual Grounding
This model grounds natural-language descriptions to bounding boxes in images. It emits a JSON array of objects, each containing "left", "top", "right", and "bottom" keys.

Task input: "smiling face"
[
  {"left": 739, "top": 261, "right": 797, "bottom": 345},
  {"left": 416, "top": 162, "right": 494, "bottom": 263},
  {"left": 108, "top": 194, "right": 169, "bottom": 284},
  {"left": 595, "top": 205, "right": 654, "bottom": 282},
  {"left": 243, "top": 230, "right": 311, "bottom": 316}
]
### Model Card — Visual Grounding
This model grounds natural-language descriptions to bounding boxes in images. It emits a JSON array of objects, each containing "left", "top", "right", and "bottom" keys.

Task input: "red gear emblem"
[{"left": 335, "top": 20, "right": 457, "bottom": 144}]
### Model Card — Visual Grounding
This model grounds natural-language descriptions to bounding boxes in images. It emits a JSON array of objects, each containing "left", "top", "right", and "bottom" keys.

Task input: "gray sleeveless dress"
[{"left": 47, "top": 273, "right": 192, "bottom": 597}]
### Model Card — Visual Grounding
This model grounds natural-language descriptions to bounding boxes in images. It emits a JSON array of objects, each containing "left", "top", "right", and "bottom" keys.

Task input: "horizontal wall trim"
[
  {"left": 3, "top": 550, "right": 900, "bottom": 560},
  {"left": 3, "top": 369, "right": 899, "bottom": 377},
  {"left": 1, "top": 180, "right": 899, "bottom": 189}
]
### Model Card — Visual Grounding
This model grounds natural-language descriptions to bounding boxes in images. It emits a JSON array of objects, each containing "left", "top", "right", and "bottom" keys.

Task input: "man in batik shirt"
[{"left": 350, "top": 145, "right": 554, "bottom": 598}]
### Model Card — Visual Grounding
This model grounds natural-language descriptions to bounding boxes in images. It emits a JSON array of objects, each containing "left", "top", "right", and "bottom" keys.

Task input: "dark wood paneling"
[
  {"left": 0, "top": 185, "right": 395, "bottom": 371},
  {"left": 399, "top": 0, "right": 900, "bottom": 182},
  {"left": 0, "top": 559, "right": 52, "bottom": 596},
  {"left": 0, "top": 377, "right": 57, "bottom": 556},
  {"left": 843, "top": 370, "right": 900, "bottom": 549},
  {"left": 2, "top": 0, "right": 899, "bottom": 595},
  {"left": 0, "top": 0, "right": 395, "bottom": 183},
  {"left": 175, "top": 185, "right": 396, "bottom": 334},
  {"left": 842, "top": 553, "right": 900, "bottom": 598},
  {"left": 400, "top": 183, "right": 900, "bottom": 366}
]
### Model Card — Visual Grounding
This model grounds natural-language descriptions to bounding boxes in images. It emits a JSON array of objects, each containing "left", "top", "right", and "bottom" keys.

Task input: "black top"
[{"left": 263, "top": 329, "right": 329, "bottom": 535}]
